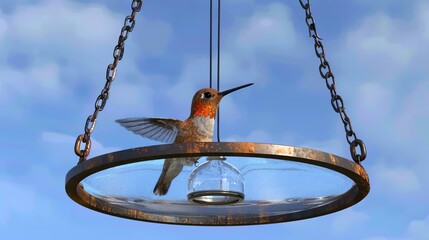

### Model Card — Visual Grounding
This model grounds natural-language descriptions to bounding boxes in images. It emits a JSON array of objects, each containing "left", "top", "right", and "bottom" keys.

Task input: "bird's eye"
[{"left": 203, "top": 92, "right": 213, "bottom": 98}]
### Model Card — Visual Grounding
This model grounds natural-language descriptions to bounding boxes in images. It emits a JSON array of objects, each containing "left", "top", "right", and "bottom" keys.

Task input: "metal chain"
[
  {"left": 299, "top": 0, "right": 367, "bottom": 163},
  {"left": 74, "top": 0, "right": 143, "bottom": 163}
]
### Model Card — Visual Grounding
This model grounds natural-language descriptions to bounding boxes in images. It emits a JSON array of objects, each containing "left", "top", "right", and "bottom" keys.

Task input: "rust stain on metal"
[{"left": 108, "top": 153, "right": 114, "bottom": 162}]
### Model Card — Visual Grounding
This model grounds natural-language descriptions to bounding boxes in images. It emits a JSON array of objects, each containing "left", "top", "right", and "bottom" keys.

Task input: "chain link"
[
  {"left": 74, "top": 0, "right": 143, "bottom": 163},
  {"left": 299, "top": 0, "right": 367, "bottom": 163}
]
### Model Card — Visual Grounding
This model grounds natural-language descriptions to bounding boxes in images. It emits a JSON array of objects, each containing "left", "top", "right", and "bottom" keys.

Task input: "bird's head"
[{"left": 190, "top": 83, "right": 253, "bottom": 119}]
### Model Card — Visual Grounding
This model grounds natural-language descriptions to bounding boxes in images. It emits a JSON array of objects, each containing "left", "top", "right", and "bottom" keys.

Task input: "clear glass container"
[{"left": 187, "top": 156, "right": 244, "bottom": 205}]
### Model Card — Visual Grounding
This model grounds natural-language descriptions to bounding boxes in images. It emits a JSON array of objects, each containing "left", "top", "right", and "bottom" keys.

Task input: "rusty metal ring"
[
  {"left": 74, "top": 134, "right": 91, "bottom": 158},
  {"left": 350, "top": 139, "right": 367, "bottom": 162},
  {"left": 66, "top": 142, "right": 370, "bottom": 226}
]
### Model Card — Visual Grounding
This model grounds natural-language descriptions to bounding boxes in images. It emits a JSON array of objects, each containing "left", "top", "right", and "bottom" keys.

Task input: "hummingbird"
[{"left": 116, "top": 83, "right": 253, "bottom": 196}]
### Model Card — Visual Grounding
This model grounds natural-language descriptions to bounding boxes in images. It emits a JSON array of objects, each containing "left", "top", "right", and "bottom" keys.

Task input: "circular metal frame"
[{"left": 65, "top": 142, "right": 370, "bottom": 226}]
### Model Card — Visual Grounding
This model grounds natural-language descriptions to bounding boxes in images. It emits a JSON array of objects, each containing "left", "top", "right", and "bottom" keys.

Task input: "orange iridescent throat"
[{"left": 192, "top": 101, "right": 217, "bottom": 118}]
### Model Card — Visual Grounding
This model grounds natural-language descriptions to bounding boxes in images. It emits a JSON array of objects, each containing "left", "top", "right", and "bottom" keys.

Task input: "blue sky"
[{"left": 1, "top": 0, "right": 428, "bottom": 239}]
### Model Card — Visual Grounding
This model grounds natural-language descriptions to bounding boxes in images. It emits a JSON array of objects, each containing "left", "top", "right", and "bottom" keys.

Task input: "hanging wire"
[
  {"left": 209, "top": 0, "right": 213, "bottom": 89},
  {"left": 209, "top": 0, "right": 222, "bottom": 142},
  {"left": 216, "top": 0, "right": 221, "bottom": 142}
]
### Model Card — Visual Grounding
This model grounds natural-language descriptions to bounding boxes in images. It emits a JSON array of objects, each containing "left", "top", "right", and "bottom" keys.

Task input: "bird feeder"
[{"left": 66, "top": 0, "right": 370, "bottom": 226}]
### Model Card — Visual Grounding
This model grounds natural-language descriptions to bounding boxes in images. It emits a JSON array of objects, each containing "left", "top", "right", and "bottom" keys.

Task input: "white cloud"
[
  {"left": 0, "top": 0, "right": 122, "bottom": 106},
  {"left": 41, "top": 131, "right": 76, "bottom": 144},
  {"left": 406, "top": 215, "right": 429, "bottom": 240},
  {"left": 218, "top": 1, "right": 304, "bottom": 87},
  {"left": 137, "top": 18, "right": 173, "bottom": 56},
  {"left": 216, "top": 52, "right": 265, "bottom": 86},
  {"left": 2, "top": 0, "right": 172, "bottom": 58},
  {"left": 0, "top": 179, "right": 55, "bottom": 226},
  {"left": 225, "top": 129, "right": 274, "bottom": 142},
  {"left": 365, "top": 215, "right": 429, "bottom": 240},
  {"left": 337, "top": 2, "right": 429, "bottom": 160},
  {"left": 394, "top": 81, "right": 429, "bottom": 142},
  {"left": 420, "top": 12, "right": 429, "bottom": 40},
  {"left": 0, "top": 63, "right": 61, "bottom": 104},
  {"left": 356, "top": 83, "right": 394, "bottom": 125},
  {"left": 337, "top": 2, "right": 429, "bottom": 89},
  {"left": 232, "top": 2, "right": 297, "bottom": 57},
  {"left": 235, "top": 3, "right": 296, "bottom": 55},
  {"left": 371, "top": 163, "right": 420, "bottom": 194},
  {"left": 108, "top": 81, "right": 156, "bottom": 118},
  {"left": 42, "top": 131, "right": 120, "bottom": 157},
  {"left": 163, "top": 57, "right": 209, "bottom": 115},
  {"left": 321, "top": 5, "right": 429, "bottom": 238},
  {"left": 0, "top": 180, "right": 36, "bottom": 225},
  {"left": 0, "top": 11, "right": 7, "bottom": 40},
  {"left": 243, "top": 129, "right": 274, "bottom": 143},
  {"left": 331, "top": 209, "right": 369, "bottom": 234},
  {"left": 2, "top": 0, "right": 123, "bottom": 75},
  {"left": 0, "top": 0, "right": 172, "bottom": 117},
  {"left": 344, "top": 14, "right": 413, "bottom": 81}
]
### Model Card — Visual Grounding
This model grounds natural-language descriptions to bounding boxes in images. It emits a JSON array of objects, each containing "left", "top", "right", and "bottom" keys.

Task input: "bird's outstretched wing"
[{"left": 116, "top": 117, "right": 181, "bottom": 143}]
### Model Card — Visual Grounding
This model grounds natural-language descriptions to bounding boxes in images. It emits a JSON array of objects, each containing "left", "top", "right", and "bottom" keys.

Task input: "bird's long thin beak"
[{"left": 219, "top": 83, "right": 254, "bottom": 96}]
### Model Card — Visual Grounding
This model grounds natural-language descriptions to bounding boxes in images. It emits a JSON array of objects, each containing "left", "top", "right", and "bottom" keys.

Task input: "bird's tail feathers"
[{"left": 153, "top": 179, "right": 171, "bottom": 196}]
